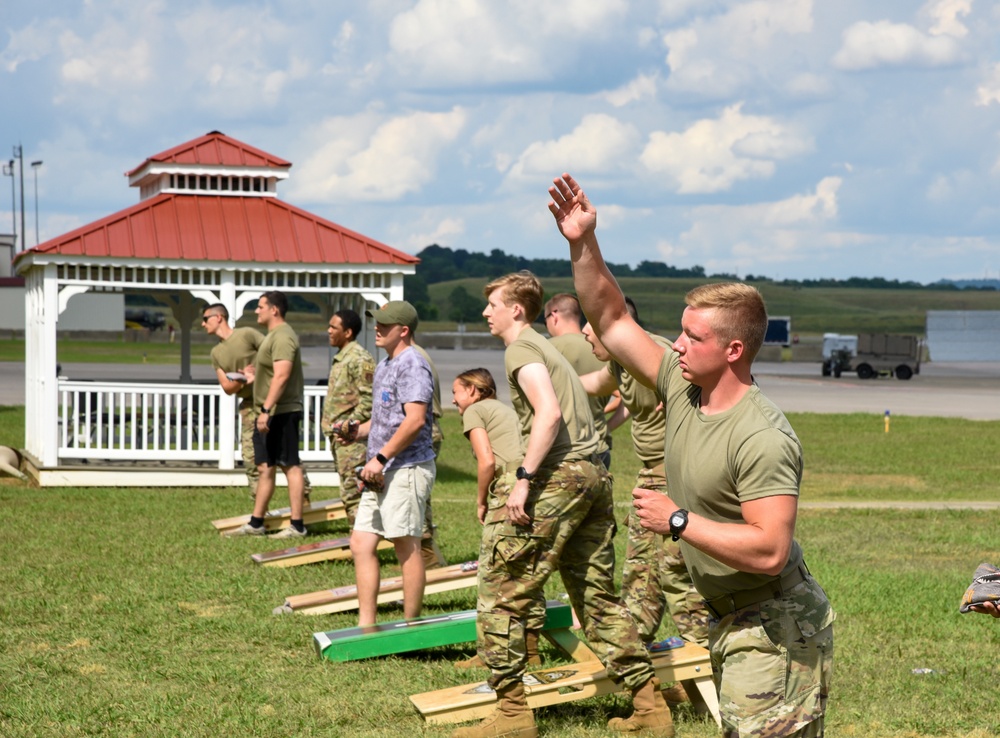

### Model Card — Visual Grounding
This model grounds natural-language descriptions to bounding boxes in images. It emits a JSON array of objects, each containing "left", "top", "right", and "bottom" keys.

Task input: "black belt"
[{"left": 704, "top": 564, "right": 809, "bottom": 618}]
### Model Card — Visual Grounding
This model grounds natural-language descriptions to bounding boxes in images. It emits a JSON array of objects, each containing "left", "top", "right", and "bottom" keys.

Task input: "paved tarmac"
[{"left": 3, "top": 349, "right": 998, "bottom": 419}]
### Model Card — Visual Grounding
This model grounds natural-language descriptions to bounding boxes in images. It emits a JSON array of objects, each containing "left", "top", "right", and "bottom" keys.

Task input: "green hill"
[{"left": 420, "top": 276, "right": 1000, "bottom": 337}]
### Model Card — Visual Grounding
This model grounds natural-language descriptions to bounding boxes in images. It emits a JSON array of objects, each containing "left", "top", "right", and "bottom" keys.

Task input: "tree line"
[{"left": 403, "top": 244, "right": 992, "bottom": 322}]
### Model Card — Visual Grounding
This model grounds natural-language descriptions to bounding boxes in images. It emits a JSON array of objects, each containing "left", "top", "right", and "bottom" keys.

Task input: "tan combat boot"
[
  {"left": 661, "top": 683, "right": 689, "bottom": 705},
  {"left": 455, "top": 631, "right": 542, "bottom": 670},
  {"left": 608, "top": 676, "right": 675, "bottom": 737},
  {"left": 421, "top": 536, "right": 447, "bottom": 570},
  {"left": 451, "top": 682, "right": 538, "bottom": 738}
]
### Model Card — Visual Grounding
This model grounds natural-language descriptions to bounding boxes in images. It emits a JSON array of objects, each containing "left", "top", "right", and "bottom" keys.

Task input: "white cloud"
[
  {"left": 661, "top": 0, "right": 813, "bottom": 95},
  {"left": 287, "top": 107, "right": 467, "bottom": 202},
  {"left": 58, "top": 31, "right": 152, "bottom": 86},
  {"left": 602, "top": 72, "right": 659, "bottom": 107},
  {"left": 387, "top": 0, "right": 627, "bottom": 85},
  {"left": 976, "top": 62, "right": 1000, "bottom": 106},
  {"left": 0, "top": 19, "right": 62, "bottom": 73},
  {"left": 396, "top": 216, "right": 466, "bottom": 252},
  {"left": 922, "top": 0, "right": 972, "bottom": 37},
  {"left": 831, "top": 20, "right": 964, "bottom": 71},
  {"left": 785, "top": 72, "right": 832, "bottom": 96},
  {"left": 506, "top": 114, "right": 641, "bottom": 182},
  {"left": 655, "top": 177, "right": 855, "bottom": 275},
  {"left": 640, "top": 104, "right": 813, "bottom": 193}
]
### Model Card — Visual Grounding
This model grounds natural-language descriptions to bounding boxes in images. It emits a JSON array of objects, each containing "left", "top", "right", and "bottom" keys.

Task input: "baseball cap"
[{"left": 366, "top": 300, "right": 419, "bottom": 331}]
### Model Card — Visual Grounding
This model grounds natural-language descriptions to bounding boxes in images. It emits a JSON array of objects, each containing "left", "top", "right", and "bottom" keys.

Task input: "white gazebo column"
[
  {"left": 22, "top": 270, "right": 41, "bottom": 459},
  {"left": 219, "top": 271, "right": 237, "bottom": 326},
  {"left": 36, "top": 266, "right": 60, "bottom": 467}
]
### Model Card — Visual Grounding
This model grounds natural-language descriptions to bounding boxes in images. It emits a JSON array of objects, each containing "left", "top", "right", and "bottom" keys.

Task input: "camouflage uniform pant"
[
  {"left": 331, "top": 440, "right": 368, "bottom": 525},
  {"left": 239, "top": 406, "right": 260, "bottom": 496},
  {"left": 710, "top": 574, "right": 835, "bottom": 737},
  {"left": 622, "top": 464, "right": 709, "bottom": 646},
  {"left": 476, "top": 458, "right": 653, "bottom": 693},
  {"left": 422, "top": 424, "right": 443, "bottom": 542}
]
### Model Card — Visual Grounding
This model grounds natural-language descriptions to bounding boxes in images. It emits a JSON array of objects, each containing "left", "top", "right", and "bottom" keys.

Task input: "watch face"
[{"left": 670, "top": 512, "right": 684, "bottom": 526}]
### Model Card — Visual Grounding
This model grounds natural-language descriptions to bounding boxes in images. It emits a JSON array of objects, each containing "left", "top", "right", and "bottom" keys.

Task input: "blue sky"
[{"left": 2, "top": 0, "right": 999, "bottom": 283}]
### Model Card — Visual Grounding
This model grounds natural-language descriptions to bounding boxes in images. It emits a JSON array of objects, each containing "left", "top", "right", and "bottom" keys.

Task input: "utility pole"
[
  {"left": 31, "top": 160, "right": 42, "bottom": 246},
  {"left": 13, "top": 144, "right": 25, "bottom": 253},
  {"left": 2, "top": 159, "right": 14, "bottom": 250}
]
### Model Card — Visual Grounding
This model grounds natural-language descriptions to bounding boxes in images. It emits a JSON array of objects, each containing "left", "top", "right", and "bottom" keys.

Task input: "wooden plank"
[
  {"left": 312, "top": 600, "right": 575, "bottom": 663},
  {"left": 251, "top": 537, "right": 392, "bottom": 568},
  {"left": 212, "top": 498, "right": 345, "bottom": 535},
  {"left": 277, "top": 560, "right": 479, "bottom": 616},
  {"left": 410, "top": 643, "right": 719, "bottom": 727}
]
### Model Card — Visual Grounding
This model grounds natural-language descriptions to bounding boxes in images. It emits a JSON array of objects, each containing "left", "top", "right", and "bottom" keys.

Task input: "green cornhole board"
[
  {"left": 313, "top": 600, "right": 575, "bottom": 663},
  {"left": 211, "top": 498, "right": 346, "bottom": 536}
]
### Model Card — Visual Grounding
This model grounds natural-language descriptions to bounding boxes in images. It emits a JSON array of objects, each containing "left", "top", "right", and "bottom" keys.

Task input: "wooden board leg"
[
  {"left": 540, "top": 628, "right": 599, "bottom": 663},
  {"left": 683, "top": 675, "right": 722, "bottom": 728}
]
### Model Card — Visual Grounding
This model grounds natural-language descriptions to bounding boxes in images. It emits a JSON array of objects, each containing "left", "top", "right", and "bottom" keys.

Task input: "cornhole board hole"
[
  {"left": 312, "top": 600, "right": 597, "bottom": 663},
  {"left": 278, "top": 561, "right": 480, "bottom": 616},
  {"left": 409, "top": 642, "right": 720, "bottom": 728},
  {"left": 251, "top": 536, "right": 393, "bottom": 568},
  {"left": 211, "top": 498, "right": 346, "bottom": 536}
]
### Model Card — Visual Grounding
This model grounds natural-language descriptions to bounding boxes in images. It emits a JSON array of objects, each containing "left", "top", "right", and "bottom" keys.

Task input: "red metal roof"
[
  {"left": 125, "top": 131, "right": 291, "bottom": 175},
  {"left": 15, "top": 194, "right": 418, "bottom": 266}
]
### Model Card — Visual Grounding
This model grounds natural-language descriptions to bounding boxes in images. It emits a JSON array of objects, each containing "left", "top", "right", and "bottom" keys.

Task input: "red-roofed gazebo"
[{"left": 15, "top": 131, "right": 418, "bottom": 486}]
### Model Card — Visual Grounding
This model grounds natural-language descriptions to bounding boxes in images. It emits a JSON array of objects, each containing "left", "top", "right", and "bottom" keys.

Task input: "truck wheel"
[
  {"left": 822, "top": 362, "right": 831, "bottom": 377},
  {"left": 895, "top": 365, "right": 913, "bottom": 381},
  {"left": 833, "top": 365, "right": 842, "bottom": 378},
  {"left": 857, "top": 364, "right": 875, "bottom": 380}
]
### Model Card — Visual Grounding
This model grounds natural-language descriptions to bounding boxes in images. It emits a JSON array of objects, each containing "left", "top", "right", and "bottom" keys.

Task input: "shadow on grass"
[{"left": 436, "top": 461, "right": 476, "bottom": 484}]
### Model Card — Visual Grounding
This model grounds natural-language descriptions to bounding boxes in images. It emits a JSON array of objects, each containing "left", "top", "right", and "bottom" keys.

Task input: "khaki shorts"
[{"left": 353, "top": 460, "right": 435, "bottom": 540}]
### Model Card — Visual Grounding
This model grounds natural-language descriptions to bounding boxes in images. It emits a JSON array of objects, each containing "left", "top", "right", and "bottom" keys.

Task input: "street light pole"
[
  {"left": 13, "top": 145, "right": 24, "bottom": 253},
  {"left": 31, "top": 161, "right": 42, "bottom": 246},
  {"left": 2, "top": 159, "right": 14, "bottom": 250}
]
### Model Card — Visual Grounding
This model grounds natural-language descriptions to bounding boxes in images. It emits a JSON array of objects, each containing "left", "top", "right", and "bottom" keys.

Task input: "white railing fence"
[{"left": 58, "top": 381, "right": 332, "bottom": 464}]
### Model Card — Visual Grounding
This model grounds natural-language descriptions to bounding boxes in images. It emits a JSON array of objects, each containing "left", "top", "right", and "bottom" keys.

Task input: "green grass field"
[{"left": 1, "top": 409, "right": 998, "bottom": 737}]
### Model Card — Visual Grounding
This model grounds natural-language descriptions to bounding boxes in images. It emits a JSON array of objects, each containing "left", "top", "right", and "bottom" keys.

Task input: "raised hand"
[{"left": 548, "top": 173, "right": 597, "bottom": 243}]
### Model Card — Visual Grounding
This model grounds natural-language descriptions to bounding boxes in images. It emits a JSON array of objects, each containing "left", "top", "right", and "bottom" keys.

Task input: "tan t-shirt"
[
  {"left": 656, "top": 349, "right": 805, "bottom": 599},
  {"left": 210, "top": 327, "right": 263, "bottom": 408},
  {"left": 549, "top": 332, "right": 611, "bottom": 455},
  {"left": 253, "top": 322, "right": 304, "bottom": 415},
  {"left": 462, "top": 398, "right": 524, "bottom": 471},
  {"left": 506, "top": 327, "right": 599, "bottom": 468},
  {"left": 609, "top": 332, "right": 672, "bottom": 466}
]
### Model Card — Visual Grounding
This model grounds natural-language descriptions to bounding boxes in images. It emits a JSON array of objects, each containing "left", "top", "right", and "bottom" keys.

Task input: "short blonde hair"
[
  {"left": 685, "top": 283, "right": 768, "bottom": 360},
  {"left": 483, "top": 271, "right": 544, "bottom": 323}
]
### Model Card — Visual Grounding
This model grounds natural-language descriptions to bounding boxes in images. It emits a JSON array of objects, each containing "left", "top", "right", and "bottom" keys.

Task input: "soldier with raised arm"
[
  {"left": 451, "top": 270, "right": 674, "bottom": 738},
  {"left": 576, "top": 301, "right": 709, "bottom": 707},
  {"left": 549, "top": 173, "right": 835, "bottom": 737}
]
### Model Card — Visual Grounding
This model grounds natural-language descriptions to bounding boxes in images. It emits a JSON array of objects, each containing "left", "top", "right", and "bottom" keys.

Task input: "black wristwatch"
[
  {"left": 260, "top": 406, "right": 271, "bottom": 415},
  {"left": 669, "top": 509, "right": 689, "bottom": 541},
  {"left": 375, "top": 452, "right": 389, "bottom": 465},
  {"left": 515, "top": 466, "right": 535, "bottom": 481}
]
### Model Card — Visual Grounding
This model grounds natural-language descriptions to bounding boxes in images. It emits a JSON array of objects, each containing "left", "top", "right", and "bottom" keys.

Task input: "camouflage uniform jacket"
[{"left": 321, "top": 340, "right": 375, "bottom": 437}]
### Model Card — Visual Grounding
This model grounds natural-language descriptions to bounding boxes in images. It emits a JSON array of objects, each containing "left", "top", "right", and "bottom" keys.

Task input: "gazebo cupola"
[{"left": 126, "top": 130, "right": 291, "bottom": 201}]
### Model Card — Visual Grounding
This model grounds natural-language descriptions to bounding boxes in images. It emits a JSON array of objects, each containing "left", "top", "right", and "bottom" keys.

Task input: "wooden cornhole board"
[
  {"left": 278, "top": 560, "right": 480, "bottom": 616},
  {"left": 211, "top": 498, "right": 346, "bottom": 536},
  {"left": 312, "top": 600, "right": 597, "bottom": 663},
  {"left": 410, "top": 642, "right": 720, "bottom": 728},
  {"left": 251, "top": 536, "right": 393, "bottom": 567}
]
